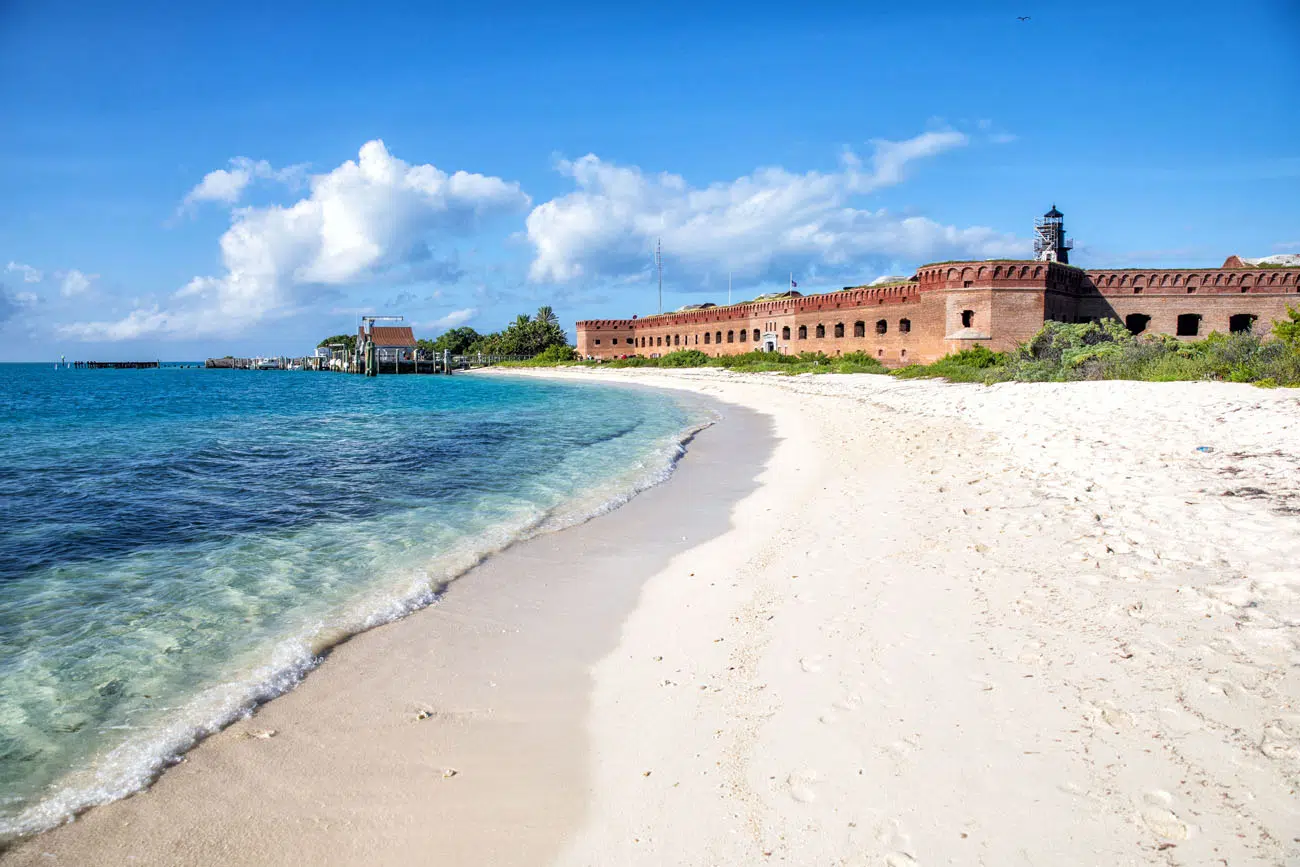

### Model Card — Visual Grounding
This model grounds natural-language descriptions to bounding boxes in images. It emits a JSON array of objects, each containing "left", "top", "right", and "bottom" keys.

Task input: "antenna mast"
[{"left": 655, "top": 238, "right": 663, "bottom": 314}]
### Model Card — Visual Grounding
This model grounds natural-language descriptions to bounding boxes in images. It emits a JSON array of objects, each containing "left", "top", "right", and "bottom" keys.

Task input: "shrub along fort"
[{"left": 575, "top": 207, "right": 1300, "bottom": 367}]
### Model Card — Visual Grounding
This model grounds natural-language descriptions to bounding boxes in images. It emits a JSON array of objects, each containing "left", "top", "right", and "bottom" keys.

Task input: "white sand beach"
[
  {"left": 509, "top": 368, "right": 1300, "bottom": 867},
  {"left": 6, "top": 369, "right": 1298, "bottom": 865}
]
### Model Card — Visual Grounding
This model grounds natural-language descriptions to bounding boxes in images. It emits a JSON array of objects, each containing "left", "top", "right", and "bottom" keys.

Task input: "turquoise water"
[{"left": 0, "top": 365, "right": 709, "bottom": 839}]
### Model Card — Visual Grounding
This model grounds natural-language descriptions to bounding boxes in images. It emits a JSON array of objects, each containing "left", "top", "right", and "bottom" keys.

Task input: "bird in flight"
[{"left": 1017, "top": 15, "right": 1031, "bottom": 20}]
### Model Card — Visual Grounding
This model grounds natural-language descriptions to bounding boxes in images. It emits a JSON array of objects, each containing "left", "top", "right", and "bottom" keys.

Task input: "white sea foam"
[{"left": 0, "top": 406, "right": 714, "bottom": 842}]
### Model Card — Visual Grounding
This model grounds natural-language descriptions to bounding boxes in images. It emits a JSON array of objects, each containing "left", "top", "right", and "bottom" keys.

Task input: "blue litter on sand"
[{"left": 1196, "top": 446, "right": 1214, "bottom": 453}]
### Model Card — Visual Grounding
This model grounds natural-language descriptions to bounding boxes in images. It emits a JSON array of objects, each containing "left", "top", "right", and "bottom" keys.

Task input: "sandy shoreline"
[
  {"left": 7, "top": 368, "right": 1300, "bottom": 865},
  {"left": 1, "top": 385, "right": 772, "bottom": 866}
]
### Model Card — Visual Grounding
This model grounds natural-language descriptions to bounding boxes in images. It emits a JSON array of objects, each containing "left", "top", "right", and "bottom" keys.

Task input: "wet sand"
[{"left": 1, "top": 391, "right": 773, "bottom": 866}]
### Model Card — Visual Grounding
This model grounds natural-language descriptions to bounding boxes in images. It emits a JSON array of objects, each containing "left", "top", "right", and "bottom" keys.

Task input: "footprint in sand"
[
  {"left": 1259, "top": 717, "right": 1300, "bottom": 760},
  {"left": 884, "top": 854, "right": 918, "bottom": 866},
  {"left": 786, "top": 769, "right": 821, "bottom": 803},
  {"left": 1140, "top": 790, "right": 1193, "bottom": 841},
  {"left": 800, "top": 656, "right": 824, "bottom": 673}
]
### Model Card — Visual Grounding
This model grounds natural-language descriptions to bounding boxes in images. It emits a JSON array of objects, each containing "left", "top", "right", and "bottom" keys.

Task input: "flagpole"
[{"left": 728, "top": 271, "right": 732, "bottom": 306}]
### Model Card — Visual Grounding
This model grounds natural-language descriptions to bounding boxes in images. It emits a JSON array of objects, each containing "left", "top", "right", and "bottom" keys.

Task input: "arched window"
[
  {"left": 961, "top": 310, "right": 975, "bottom": 328},
  {"left": 876, "top": 319, "right": 887, "bottom": 335},
  {"left": 726, "top": 330, "right": 734, "bottom": 343},
  {"left": 753, "top": 329, "right": 760, "bottom": 342},
  {"left": 815, "top": 324, "right": 826, "bottom": 338},
  {"left": 673, "top": 334, "right": 680, "bottom": 346},
  {"left": 798, "top": 325, "right": 808, "bottom": 339},
  {"left": 704, "top": 332, "right": 711, "bottom": 344},
  {"left": 738, "top": 328, "right": 747, "bottom": 342},
  {"left": 716, "top": 331, "right": 722, "bottom": 344},
  {"left": 782, "top": 325, "right": 791, "bottom": 340},
  {"left": 834, "top": 323, "right": 845, "bottom": 338},
  {"left": 852, "top": 321, "right": 865, "bottom": 337},
  {"left": 899, "top": 318, "right": 911, "bottom": 333}
]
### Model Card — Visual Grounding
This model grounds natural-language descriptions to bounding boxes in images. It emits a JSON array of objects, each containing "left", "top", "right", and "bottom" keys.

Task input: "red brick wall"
[{"left": 576, "top": 261, "right": 1300, "bottom": 364}]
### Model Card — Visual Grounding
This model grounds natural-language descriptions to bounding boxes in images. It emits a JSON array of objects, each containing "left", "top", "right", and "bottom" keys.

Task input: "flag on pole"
[{"left": 790, "top": 278, "right": 798, "bottom": 288}]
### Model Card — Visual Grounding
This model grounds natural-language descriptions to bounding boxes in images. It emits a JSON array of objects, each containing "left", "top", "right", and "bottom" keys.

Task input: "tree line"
[{"left": 318, "top": 306, "right": 571, "bottom": 359}]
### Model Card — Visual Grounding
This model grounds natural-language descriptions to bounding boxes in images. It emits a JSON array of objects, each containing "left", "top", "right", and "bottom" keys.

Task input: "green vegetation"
[
  {"left": 417, "top": 326, "right": 482, "bottom": 356},
  {"left": 317, "top": 334, "right": 356, "bottom": 352},
  {"left": 500, "top": 348, "right": 887, "bottom": 375},
  {"left": 892, "top": 311, "right": 1300, "bottom": 387},
  {"left": 466, "top": 306, "right": 569, "bottom": 357},
  {"left": 498, "top": 306, "right": 1300, "bottom": 388}
]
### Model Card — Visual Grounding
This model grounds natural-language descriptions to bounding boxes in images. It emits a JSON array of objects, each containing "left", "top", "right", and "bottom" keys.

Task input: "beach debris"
[
  {"left": 441, "top": 768, "right": 459, "bottom": 779},
  {"left": 415, "top": 709, "right": 433, "bottom": 721},
  {"left": 1196, "top": 446, "right": 1214, "bottom": 453},
  {"left": 245, "top": 728, "right": 277, "bottom": 740},
  {"left": 642, "top": 770, "right": 652, "bottom": 777}
]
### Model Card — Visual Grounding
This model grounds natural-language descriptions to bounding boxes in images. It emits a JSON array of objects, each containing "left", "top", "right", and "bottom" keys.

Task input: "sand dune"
[{"left": 510, "top": 369, "right": 1299, "bottom": 867}]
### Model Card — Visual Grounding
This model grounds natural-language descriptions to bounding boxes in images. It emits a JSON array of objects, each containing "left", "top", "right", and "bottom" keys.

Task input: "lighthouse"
[{"left": 1034, "top": 205, "right": 1073, "bottom": 264}]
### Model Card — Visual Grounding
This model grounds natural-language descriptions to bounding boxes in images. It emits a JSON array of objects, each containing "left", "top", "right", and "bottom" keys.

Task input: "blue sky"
[{"left": 1, "top": 0, "right": 1297, "bottom": 361}]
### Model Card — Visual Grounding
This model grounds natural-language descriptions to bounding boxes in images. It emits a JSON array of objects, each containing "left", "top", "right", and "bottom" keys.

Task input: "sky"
[{"left": 1, "top": 0, "right": 1297, "bottom": 361}]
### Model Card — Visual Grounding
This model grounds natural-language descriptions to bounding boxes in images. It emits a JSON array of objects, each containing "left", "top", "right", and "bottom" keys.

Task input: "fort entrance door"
[{"left": 762, "top": 332, "right": 779, "bottom": 352}]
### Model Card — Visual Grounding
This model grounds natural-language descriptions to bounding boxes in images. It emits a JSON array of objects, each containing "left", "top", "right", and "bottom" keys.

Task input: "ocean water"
[{"left": 0, "top": 364, "right": 709, "bottom": 839}]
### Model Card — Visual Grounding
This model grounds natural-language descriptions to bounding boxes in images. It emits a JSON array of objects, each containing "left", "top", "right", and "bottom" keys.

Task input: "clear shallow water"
[{"left": 0, "top": 364, "right": 709, "bottom": 838}]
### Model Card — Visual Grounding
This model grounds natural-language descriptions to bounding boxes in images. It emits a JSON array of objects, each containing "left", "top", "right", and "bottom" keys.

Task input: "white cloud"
[
  {"left": 6, "top": 261, "right": 43, "bottom": 283},
  {"left": 14, "top": 291, "right": 39, "bottom": 305},
  {"left": 60, "top": 269, "right": 96, "bottom": 297},
  {"left": 66, "top": 140, "right": 529, "bottom": 341},
  {"left": 430, "top": 308, "right": 476, "bottom": 330},
  {"left": 525, "top": 131, "right": 1024, "bottom": 285},
  {"left": 179, "top": 157, "right": 310, "bottom": 211}
]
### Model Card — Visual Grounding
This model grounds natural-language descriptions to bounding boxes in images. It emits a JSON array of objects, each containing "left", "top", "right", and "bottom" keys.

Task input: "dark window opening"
[
  {"left": 963, "top": 280, "right": 973, "bottom": 288},
  {"left": 1134, "top": 285, "right": 1143, "bottom": 294},
  {"left": 715, "top": 331, "right": 722, "bottom": 344},
  {"left": 899, "top": 318, "right": 911, "bottom": 333},
  {"left": 704, "top": 332, "right": 711, "bottom": 344},
  {"left": 1176, "top": 313, "right": 1201, "bottom": 337},
  {"left": 834, "top": 323, "right": 845, "bottom": 338},
  {"left": 853, "top": 321, "right": 865, "bottom": 337},
  {"left": 875, "top": 319, "right": 887, "bottom": 335},
  {"left": 739, "top": 329, "right": 747, "bottom": 342},
  {"left": 1124, "top": 314, "right": 1151, "bottom": 335},
  {"left": 595, "top": 339, "right": 601, "bottom": 345},
  {"left": 612, "top": 338, "right": 619, "bottom": 344},
  {"left": 798, "top": 325, "right": 807, "bottom": 340},
  {"left": 727, "top": 330, "right": 734, "bottom": 343},
  {"left": 961, "top": 310, "right": 975, "bottom": 328},
  {"left": 782, "top": 326, "right": 791, "bottom": 340},
  {"left": 815, "top": 324, "right": 826, "bottom": 338},
  {"left": 673, "top": 334, "right": 680, "bottom": 346},
  {"left": 1229, "top": 313, "right": 1257, "bottom": 334},
  {"left": 753, "top": 329, "right": 760, "bottom": 342}
]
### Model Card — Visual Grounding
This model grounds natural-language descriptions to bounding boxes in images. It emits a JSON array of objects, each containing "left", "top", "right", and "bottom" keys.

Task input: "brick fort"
[{"left": 575, "top": 207, "right": 1300, "bottom": 366}]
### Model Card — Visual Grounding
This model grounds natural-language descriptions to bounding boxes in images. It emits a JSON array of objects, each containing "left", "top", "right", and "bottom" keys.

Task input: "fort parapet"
[{"left": 575, "top": 209, "right": 1300, "bottom": 366}]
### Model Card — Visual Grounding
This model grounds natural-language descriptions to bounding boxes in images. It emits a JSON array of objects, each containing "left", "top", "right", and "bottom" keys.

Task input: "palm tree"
[
  {"left": 514, "top": 313, "right": 532, "bottom": 329},
  {"left": 536, "top": 306, "right": 559, "bottom": 327}
]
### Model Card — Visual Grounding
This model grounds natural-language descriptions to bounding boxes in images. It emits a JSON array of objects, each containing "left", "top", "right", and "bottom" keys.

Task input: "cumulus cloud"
[
  {"left": 0, "top": 282, "right": 40, "bottom": 323},
  {"left": 59, "top": 269, "right": 96, "bottom": 297},
  {"left": 430, "top": 307, "right": 476, "bottom": 330},
  {"left": 179, "top": 157, "right": 310, "bottom": 212},
  {"left": 526, "top": 131, "right": 1025, "bottom": 285},
  {"left": 67, "top": 140, "right": 529, "bottom": 341},
  {"left": 6, "top": 261, "right": 43, "bottom": 283}
]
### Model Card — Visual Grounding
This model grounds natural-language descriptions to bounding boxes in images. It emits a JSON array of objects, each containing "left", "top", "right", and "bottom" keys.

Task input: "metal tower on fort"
[
  {"left": 655, "top": 238, "right": 663, "bottom": 314},
  {"left": 1034, "top": 205, "right": 1073, "bottom": 264}
]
